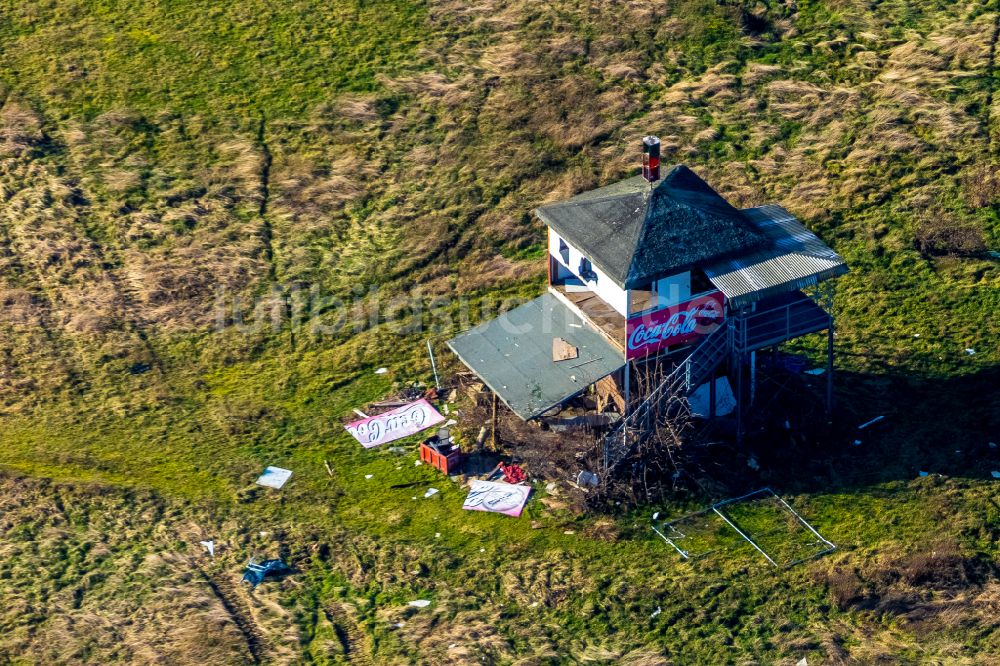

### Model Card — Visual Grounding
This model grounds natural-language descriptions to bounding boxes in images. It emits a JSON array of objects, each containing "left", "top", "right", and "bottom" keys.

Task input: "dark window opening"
[
  {"left": 579, "top": 257, "right": 597, "bottom": 282},
  {"left": 691, "top": 269, "right": 714, "bottom": 295},
  {"left": 558, "top": 237, "right": 569, "bottom": 264}
]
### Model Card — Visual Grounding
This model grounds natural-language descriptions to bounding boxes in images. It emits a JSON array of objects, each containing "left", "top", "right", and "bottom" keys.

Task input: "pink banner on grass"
[
  {"left": 462, "top": 480, "right": 531, "bottom": 517},
  {"left": 345, "top": 399, "right": 445, "bottom": 448}
]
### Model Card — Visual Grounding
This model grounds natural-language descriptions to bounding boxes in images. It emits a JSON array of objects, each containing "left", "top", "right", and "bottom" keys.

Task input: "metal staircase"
[
  {"left": 601, "top": 321, "right": 732, "bottom": 473},
  {"left": 599, "top": 290, "right": 833, "bottom": 477}
]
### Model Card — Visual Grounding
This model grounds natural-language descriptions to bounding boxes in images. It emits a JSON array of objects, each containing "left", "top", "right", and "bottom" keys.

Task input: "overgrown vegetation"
[{"left": 0, "top": 0, "right": 998, "bottom": 662}]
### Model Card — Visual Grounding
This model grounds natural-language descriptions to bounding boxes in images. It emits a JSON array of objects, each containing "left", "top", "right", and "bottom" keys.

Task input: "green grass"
[
  {"left": 0, "top": 0, "right": 428, "bottom": 119},
  {"left": 0, "top": 0, "right": 998, "bottom": 662}
]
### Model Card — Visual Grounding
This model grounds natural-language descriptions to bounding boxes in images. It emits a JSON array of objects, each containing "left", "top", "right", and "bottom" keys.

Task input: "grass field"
[{"left": 0, "top": 0, "right": 999, "bottom": 663}]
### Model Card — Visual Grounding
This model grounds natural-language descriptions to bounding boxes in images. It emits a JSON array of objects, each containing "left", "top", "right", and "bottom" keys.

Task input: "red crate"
[{"left": 420, "top": 440, "right": 462, "bottom": 474}]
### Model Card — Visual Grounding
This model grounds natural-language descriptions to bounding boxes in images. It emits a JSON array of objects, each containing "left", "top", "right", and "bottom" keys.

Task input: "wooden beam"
[
  {"left": 826, "top": 322, "right": 834, "bottom": 415},
  {"left": 491, "top": 392, "right": 498, "bottom": 451}
]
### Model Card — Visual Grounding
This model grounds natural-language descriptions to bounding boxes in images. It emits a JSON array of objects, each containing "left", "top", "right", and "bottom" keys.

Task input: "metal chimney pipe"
[{"left": 642, "top": 135, "right": 661, "bottom": 182}]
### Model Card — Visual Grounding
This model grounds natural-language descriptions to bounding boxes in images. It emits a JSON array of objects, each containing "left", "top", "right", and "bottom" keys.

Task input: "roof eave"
[{"left": 535, "top": 209, "right": 631, "bottom": 290}]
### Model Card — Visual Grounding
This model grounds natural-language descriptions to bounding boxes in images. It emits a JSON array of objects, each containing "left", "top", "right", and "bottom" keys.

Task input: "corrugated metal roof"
[
  {"left": 704, "top": 204, "right": 847, "bottom": 308},
  {"left": 535, "top": 167, "right": 767, "bottom": 289},
  {"left": 446, "top": 293, "right": 626, "bottom": 420}
]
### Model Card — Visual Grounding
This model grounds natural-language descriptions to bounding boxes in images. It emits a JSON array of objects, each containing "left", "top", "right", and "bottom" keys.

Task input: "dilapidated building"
[{"left": 448, "top": 137, "right": 847, "bottom": 476}]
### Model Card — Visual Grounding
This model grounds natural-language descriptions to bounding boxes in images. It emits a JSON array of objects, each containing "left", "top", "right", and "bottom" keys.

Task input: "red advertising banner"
[
  {"left": 625, "top": 291, "right": 725, "bottom": 360},
  {"left": 345, "top": 399, "right": 445, "bottom": 448}
]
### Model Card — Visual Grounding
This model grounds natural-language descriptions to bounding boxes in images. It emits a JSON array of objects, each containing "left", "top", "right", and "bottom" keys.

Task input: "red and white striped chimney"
[{"left": 642, "top": 135, "right": 660, "bottom": 182}]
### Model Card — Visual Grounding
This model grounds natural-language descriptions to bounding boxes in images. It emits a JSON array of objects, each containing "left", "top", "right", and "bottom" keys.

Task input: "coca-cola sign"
[
  {"left": 626, "top": 291, "right": 725, "bottom": 360},
  {"left": 345, "top": 399, "right": 445, "bottom": 448}
]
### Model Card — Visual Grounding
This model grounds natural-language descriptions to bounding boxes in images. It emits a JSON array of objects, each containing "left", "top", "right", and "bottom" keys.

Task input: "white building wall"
[{"left": 548, "top": 228, "right": 629, "bottom": 317}]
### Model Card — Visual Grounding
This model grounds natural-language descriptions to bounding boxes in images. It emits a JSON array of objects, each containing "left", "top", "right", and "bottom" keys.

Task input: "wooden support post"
[
  {"left": 826, "top": 322, "right": 834, "bottom": 416},
  {"left": 490, "top": 392, "right": 498, "bottom": 451},
  {"left": 623, "top": 361, "right": 631, "bottom": 415},
  {"left": 709, "top": 371, "right": 717, "bottom": 418},
  {"left": 735, "top": 352, "right": 744, "bottom": 446}
]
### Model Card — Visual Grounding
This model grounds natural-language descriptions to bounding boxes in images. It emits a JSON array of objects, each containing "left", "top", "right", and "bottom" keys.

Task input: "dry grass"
[
  {"left": 0, "top": 476, "right": 260, "bottom": 665},
  {"left": 0, "top": 0, "right": 997, "bottom": 662}
]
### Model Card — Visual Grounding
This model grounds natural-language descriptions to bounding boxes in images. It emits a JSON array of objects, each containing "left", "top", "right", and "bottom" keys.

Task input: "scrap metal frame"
[{"left": 652, "top": 488, "right": 837, "bottom": 568}]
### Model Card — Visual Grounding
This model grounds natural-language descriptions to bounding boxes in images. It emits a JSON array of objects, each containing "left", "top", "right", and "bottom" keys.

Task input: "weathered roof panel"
[
  {"left": 446, "top": 293, "right": 626, "bottom": 420},
  {"left": 535, "top": 167, "right": 767, "bottom": 288},
  {"left": 703, "top": 204, "right": 847, "bottom": 308}
]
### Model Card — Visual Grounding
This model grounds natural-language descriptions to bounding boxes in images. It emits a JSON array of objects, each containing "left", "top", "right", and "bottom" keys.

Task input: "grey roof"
[
  {"left": 703, "top": 204, "right": 848, "bottom": 309},
  {"left": 535, "top": 166, "right": 767, "bottom": 289},
  {"left": 446, "top": 293, "right": 626, "bottom": 420}
]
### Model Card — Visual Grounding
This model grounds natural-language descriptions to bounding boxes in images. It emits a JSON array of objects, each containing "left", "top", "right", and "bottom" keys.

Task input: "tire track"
[
  {"left": 323, "top": 603, "right": 373, "bottom": 666},
  {"left": 985, "top": 5, "right": 1000, "bottom": 155},
  {"left": 256, "top": 114, "right": 276, "bottom": 283},
  {"left": 200, "top": 569, "right": 269, "bottom": 665}
]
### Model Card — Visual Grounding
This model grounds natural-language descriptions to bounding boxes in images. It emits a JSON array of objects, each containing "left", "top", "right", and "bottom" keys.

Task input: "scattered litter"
[
  {"left": 412, "top": 496, "right": 417, "bottom": 500},
  {"left": 345, "top": 399, "right": 446, "bottom": 449},
  {"left": 545, "top": 412, "right": 621, "bottom": 432},
  {"left": 688, "top": 377, "right": 737, "bottom": 417},
  {"left": 501, "top": 463, "right": 526, "bottom": 484},
  {"left": 545, "top": 482, "right": 556, "bottom": 492},
  {"left": 256, "top": 466, "right": 292, "bottom": 489},
  {"left": 199, "top": 540, "right": 215, "bottom": 557},
  {"left": 853, "top": 440, "right": 862, "bottom": 446},
  {"left": 374, "top": 367, "right": 388, "bottom": 374},
  {"left": 965, "top": 348, "right": 976, "bottom": 355},
  {"left": 415, "top": 460, "right": 422, "bottom": 466},
  {"left": 784, "top": 420, "right": 791, "bottom": 430},
  {"left": 388, "top": 446, "right": 406, "bottom": 454},
  {"left": 797, "top": 658, "right": 808, "bottom": 666},
  {"left": 858, "top": 415, "right": 885, "bottom": 430},
  {"left": 242, "top": 557, "right": 289, "bottom": 589},
  {"left": 653, "top": 489, "right": 837, "bottom": 568},
  {"left": 408, "top": 600, "right": 431, "bottom": 608},
  {"left": 804, "top": 367, "right": 826, "bottom": 375},
  {"left": 444, "top": 418, "right": 457, "bottom": 427},
  {"left": 435, "top": 532, "right": 441, "bottom": 538},
  {"left": 576, "top": 470, "right": 599, "bottom": 489},
  {"left": 563, "top": 530, "right": 575, "bottom": 535},
  {"left": 352, "top": 408, "right": 368, "bottom": 419},
  {"left": 480, "top": 547, "right": 485, "bottom": 552},
  {"left": 650, "top": 606, "right": 662, "bottom": 619},
  {"left": 365, "top": 474, "right": 373, "bottom": 480},
  {"left": 919, "top": 471, "right": 929, "bottom": 477},
  {"left": 463, "top": 480, "right": 532, "bottom": 517},
  {"left": 420, "top": 434, "right": 462, "bottom": 474},
  {"left": 530, "top": 602, "right": 539, "bottom": 608},
  {"left": 652, "top": 512, "right": 659, "bottom": 521},
  {"left": 323, "top": 459, "right": 334, "bottom": 477},
  {"left": 424, "top": 488, "right": 440, "bottom": 498},
  {"left": 990, "top": 442, "right": 997, "bottom": 449},
  {"left": 991, "top": 471, "right": 1000, "bottom": 479},
  {"left": 747, "top": 456, "right": 760, "bottom": 471},
  {"left": 913, "top": 333, "right": 920, "bottom": 338},
  {"left": 393, "top": 622, "right": 406, "bottom": 628},
  {"left": 485, "top": 461, "right": 526, "bottom": 484},
  {"left": 443, "top": 404, "right": 449, "bottom": 415}
]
